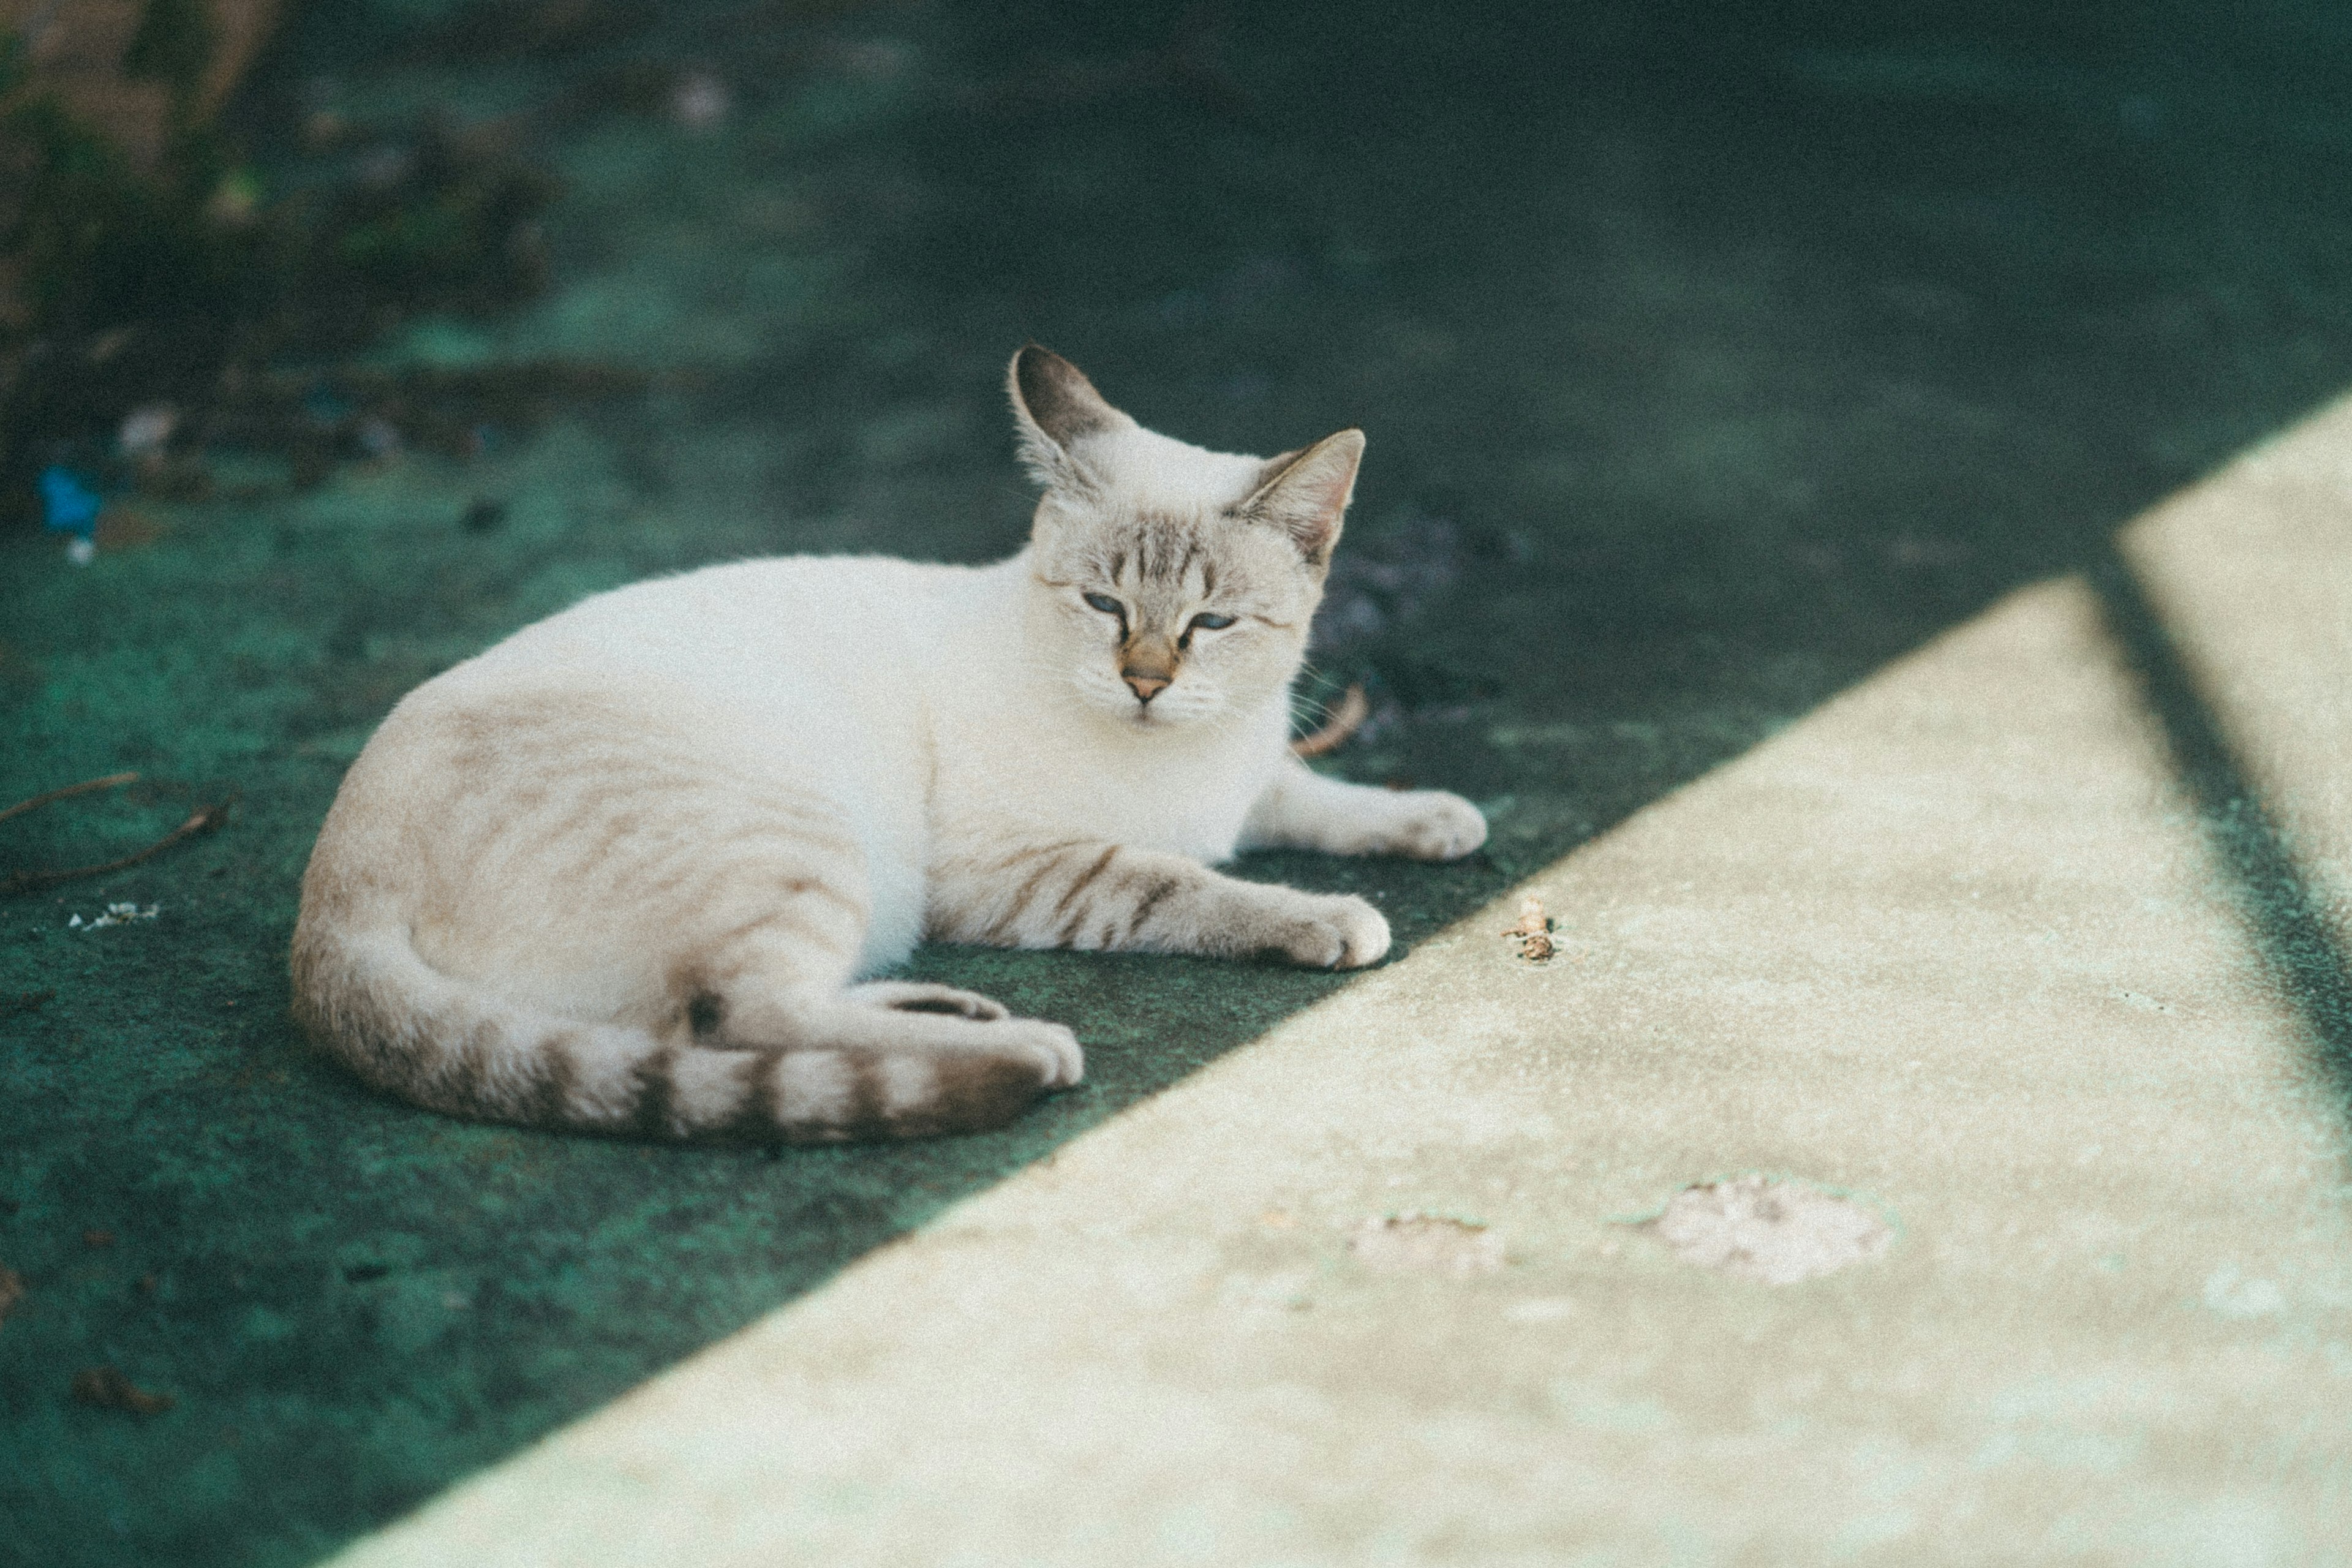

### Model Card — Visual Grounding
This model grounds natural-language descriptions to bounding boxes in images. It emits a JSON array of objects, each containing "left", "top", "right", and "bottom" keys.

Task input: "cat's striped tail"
[{"left": 290, "top": 916, "right": 1081, "bottom": 1144}]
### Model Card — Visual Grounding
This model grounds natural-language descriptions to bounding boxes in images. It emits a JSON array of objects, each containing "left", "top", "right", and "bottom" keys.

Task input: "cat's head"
[{"left": 1010, "top": 344, "right": 1362, "bottom": 731}]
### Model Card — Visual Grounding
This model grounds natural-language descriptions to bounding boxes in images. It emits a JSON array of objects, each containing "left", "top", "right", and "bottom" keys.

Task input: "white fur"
[
  {"left": 293, "top": 347, "right": 1487, "bottom": 1142},
  {"left": 435, "top": 545, "right": 1295, "bottom": 976}
]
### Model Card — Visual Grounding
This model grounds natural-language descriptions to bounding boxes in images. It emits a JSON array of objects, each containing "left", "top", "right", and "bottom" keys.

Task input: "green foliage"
[
  {"left": 2, "top": 96, "right": 246, "bottom": 325},
  {"left": 0, "top": 56, "right": 264, "bottom": 480},
  {"left": 1, "top": 15, "right": 557, "bottom": 488},
  {"left": 306, "top": 142, "right": 558, "bottom": 323}
]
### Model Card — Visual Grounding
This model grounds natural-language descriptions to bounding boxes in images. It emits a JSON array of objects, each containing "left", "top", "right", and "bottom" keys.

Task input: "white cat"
[{"left": 291, "top": 347, "right": 1487, "bottom": 1141}]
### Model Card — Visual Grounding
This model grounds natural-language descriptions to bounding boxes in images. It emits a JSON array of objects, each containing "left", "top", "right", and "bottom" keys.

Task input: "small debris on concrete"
[
  {"left": 2114, "top": 989, "right": 2176, "bottom": 1015},
  {"left": 71, "top": 1366, "right": 175, "bottom": 1415},
  {"left": 1643, "top": 1174, "right": 1891, "bottom": 1285},
  {"left": 1501, "top": 894, "right": 1556, "bottom": 961},
  {"left": 0, "top": 1265, "right": 23, "bottom": 1326},
  {"left": 1257, "top": 1208, "right": 1297, "bottom": 1229},
  {"left": 1350, "top": 1213, "right": 1505, "bottom": 1278}
]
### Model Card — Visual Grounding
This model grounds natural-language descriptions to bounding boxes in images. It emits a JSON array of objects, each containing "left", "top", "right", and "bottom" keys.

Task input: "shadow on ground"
[
  {"left": 6, "top": 1, "right": 2352, "bottom": 1562},
  {"left": 2090, "top": 548, "right": 2352, "bottom": 1118}
]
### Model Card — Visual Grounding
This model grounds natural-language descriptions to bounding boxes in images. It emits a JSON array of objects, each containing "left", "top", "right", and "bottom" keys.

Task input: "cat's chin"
[
  {"left": 1071, "top": 684, "right": 1196, "bottom": 729},
  {"left": 1101, "top": 699, "right": 1207, "bottom": 733}
]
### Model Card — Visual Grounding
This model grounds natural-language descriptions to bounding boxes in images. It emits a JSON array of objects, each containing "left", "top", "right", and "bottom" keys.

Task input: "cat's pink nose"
[{"left": 1122, "top": 670, "right": 1171, "bottom": 703}]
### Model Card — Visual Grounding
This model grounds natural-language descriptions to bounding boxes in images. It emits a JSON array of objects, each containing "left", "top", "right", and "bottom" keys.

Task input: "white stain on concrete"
[
  {"left": 1645, "top": 1174, "right": 1892, "bottom": 1284},
  {"left": 2202, "top": 1265, "right": 2285, "bottom": 1319}
]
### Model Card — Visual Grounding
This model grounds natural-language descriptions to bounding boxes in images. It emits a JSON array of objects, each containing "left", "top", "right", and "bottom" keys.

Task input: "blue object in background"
[{"left": 39, "top": 466, "right": 103, "bottom": 537}]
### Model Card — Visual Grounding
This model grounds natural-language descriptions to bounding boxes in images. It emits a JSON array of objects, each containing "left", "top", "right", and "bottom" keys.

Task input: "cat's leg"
[
  {"left": 305, "top": 687, "right": 1080, "bottom": 1144},
  {"left": 928, "top": 834, "right": 1392, "bottom": 968},
  {"left": 1240, "top": 756, "right": 1487, "bottom": 861},
  {"left": 674, "top": 875, "right": 1083, "bottom": 1140},
  {"left": 842, "top": 980, "right": 1009, "bottom": 1020},
  {"left": 304, "top": 827, "right": 1082, "bottom": 1144}
]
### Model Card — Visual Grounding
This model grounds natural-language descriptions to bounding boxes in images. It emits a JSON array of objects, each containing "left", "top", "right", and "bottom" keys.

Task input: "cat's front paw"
[
  {"left": 1387, "top": 791, "right": 1488, "bottom": 861},
  {"left": 1270, "top": 892, "right": 1391, "bottom": 969}
]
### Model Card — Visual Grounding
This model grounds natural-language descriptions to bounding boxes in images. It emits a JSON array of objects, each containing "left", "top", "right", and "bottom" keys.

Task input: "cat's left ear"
[
  {"left": 1008, "top": 344, "right": 1134, "bottom": 493},
  {"left": 1237, "top": 428, "right": 1364, "bottom": 567}
]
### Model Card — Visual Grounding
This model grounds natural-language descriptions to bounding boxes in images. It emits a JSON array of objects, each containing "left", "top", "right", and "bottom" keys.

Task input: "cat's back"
[
  {"left": 315, "top": 552, "right": 1006, "bottom": 975},
  {"left": 420, "top": 549, "right": 1006, "bottom": 823},
  {"left": 461, "top": 553, "right": 981, "bottom": 699}
]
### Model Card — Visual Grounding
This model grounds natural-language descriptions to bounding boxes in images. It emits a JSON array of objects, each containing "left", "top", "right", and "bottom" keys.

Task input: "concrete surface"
[{"left": 327, "top": 402, "right": 2352, "bottom": 1562}]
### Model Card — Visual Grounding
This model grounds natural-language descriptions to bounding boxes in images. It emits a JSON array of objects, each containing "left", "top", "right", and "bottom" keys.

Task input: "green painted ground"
[{"left": 6, "top": 2, "right": 2352, "bottom": 1562}]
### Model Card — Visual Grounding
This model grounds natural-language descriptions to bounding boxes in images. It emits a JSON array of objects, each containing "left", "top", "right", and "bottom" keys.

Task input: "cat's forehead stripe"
[
  {"left": 1133, "top": 513, "right": 1206, "bottom": 584},
  {"left": 1072, "top": 505, "right": 1280, "bottom": 608}
]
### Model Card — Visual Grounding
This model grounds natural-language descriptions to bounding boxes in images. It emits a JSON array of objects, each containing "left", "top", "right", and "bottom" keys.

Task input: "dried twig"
[
  {"left": 0, "top": 771, "right": 138, "bottom": 827},
  {"left": 1, "top": 796, "right": 235, "bottom": 898},
  {"left": 72, "top": 1366, "right": 175, "bottom": 1415},
  {"left": 1292, "top": 682, "right": 1370, "bottom": 758}
]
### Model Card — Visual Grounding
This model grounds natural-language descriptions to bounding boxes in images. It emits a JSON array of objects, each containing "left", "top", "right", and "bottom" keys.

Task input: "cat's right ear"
[
  {"left": 1238, "top": 428, "right": 1364, "bottom": 567},
  {"left": 1008, "top": 344, "right": 1133, "bottom": 493}
]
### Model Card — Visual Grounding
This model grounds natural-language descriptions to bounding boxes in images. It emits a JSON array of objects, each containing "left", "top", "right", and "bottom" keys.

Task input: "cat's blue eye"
[
  {"left": 1189, "top": 612, "right": 1235, "bottom": 631},
  {"left": 1083, "top": 593, "right": 1125, "bottom": 616}
]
